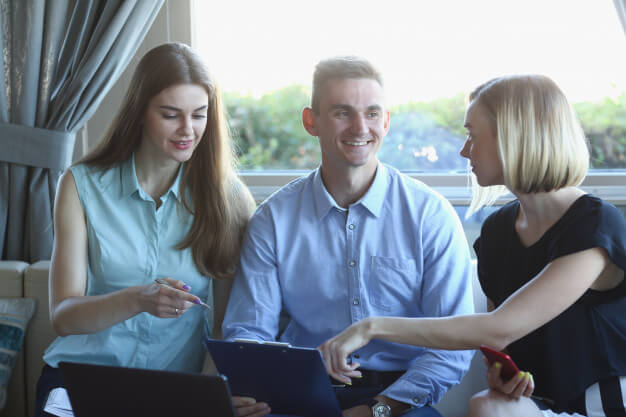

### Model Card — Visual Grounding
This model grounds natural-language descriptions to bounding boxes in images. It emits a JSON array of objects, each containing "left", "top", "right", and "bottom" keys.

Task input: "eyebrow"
[
  {"left": 158, "top": 105, "right": 208, "bottom": 112},
  {"left": 330, "top": 104, "right": 383, "bottom": 112}
]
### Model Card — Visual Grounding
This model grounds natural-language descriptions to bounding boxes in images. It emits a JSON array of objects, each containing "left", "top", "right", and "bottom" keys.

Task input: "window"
[{"left": 192, "top": 0, "right": 626, "bottom": 210}]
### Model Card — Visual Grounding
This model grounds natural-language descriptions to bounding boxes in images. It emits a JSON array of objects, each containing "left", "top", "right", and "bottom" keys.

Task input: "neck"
[
  {"left": 514, "top": 187, "right": 585, "bottom": 230},
  {"left": 134, "top": 148, "right": 181, "bottom": 201},
  {"left": 320, "top": 160, "right": 378, "bottom": 208}
]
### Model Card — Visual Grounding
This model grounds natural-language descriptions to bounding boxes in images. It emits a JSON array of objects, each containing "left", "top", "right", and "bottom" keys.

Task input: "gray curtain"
[
  {"left": 0, "top": 0, "right": 164, "bottom": 262},
  {"left": 616, "top": 0, "right": 626, "bottom": 35}
]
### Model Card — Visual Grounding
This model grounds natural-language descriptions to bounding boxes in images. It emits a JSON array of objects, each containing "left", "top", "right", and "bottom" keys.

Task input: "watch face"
[{"left": 373, "top": 403, "right": 392, "bottom": 417}]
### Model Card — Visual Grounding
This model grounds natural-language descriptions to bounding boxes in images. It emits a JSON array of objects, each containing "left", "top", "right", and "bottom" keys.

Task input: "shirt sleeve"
[
  {"left": 551, "top": 198, "right": 626, "bottom": 271},
  {"left": 380, "top": 197, "right": 475, "bottom": 407},
  {"left": 222, "top": 205, "right": 283, "bottom": 341}
]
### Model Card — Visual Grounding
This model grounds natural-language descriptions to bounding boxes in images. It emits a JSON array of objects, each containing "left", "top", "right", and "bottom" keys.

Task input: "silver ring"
[{"left": 175, "top": 308, "right": 179, "bottom": 315}]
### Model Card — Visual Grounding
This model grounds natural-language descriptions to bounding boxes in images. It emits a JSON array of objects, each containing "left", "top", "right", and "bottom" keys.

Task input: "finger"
[
  {"left": 157, "top": 284, "right": 203, "bottom": 306},
  {"left": 343, "top": 367, "right": 362, "bottom": 378},
  {"left": 318, "top": 343, "right": 334, "bottom": 374},
  {"left": 485, "top": 361, "right": 503, "bottom": 389},
  {"left": 235, "top": 402, "right": 270, "bottom": 417},
  {"left": 232, "top": 396, "right": 256, "bottom": 407},
  {"left": 522, "top": 373, "right": 535, "bottom": 397},
  {"left": 159, "top": 277, "right": 191, "bottom": 291},
  {"left": 512, "top": 372, "right": 531, "bottom": 399},
  {"left": 503, "top": 371, "right": 526, "bottom": 397},
  {"left": 331, "top": 350, "right": 359, "bottom": 384}
]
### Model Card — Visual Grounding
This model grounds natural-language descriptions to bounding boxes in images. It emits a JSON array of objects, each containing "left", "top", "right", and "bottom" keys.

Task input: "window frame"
[{"left": 241, "top": 171, "right": 626, "bottom": 205}]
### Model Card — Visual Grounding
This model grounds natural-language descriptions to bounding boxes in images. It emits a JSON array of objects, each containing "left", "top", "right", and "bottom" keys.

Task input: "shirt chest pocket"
[{"left": 369, "top": 256, "right": 418, "bottom": 313}]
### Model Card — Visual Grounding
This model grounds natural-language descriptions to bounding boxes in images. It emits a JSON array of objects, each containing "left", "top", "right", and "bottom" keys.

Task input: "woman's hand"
[
  {"left": 137, "top": 278, "right": 203, "bottom": 318},
  {"left": 484, "top": 357, "right": 534, "bottom": 399},
  {"left": 318, "top": 318, "right": 375, "bottom": 384},
  {"left": 232, "top": 396, "right": 270, "bottom": 417}
]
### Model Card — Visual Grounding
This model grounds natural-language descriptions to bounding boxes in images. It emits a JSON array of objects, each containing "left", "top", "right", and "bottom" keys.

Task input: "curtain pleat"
[{"left": 615, "top": 0, "right": 626, "bottom": 35}]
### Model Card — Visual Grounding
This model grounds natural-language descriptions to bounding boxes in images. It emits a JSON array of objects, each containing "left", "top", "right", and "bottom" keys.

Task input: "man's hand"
[
  {"left": 232, "top": 396, "right": 271, "bottom": 417},
  {"left": 484, "top": 357, "right": 534, "bottom": 399}
]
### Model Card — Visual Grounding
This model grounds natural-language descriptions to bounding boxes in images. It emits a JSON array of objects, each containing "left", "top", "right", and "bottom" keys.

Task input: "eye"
[
  {"left": 334, "top": 110, "right": 349, "bottom": 118},
  {"left": 367, "top": 111, "right": 379, "bottom": 119},
  {"left": 192, "top": 113, "right": 207, "bottom": 120},
  {"left": 162, "top": 113, "right": 177, "bottom": 120}
]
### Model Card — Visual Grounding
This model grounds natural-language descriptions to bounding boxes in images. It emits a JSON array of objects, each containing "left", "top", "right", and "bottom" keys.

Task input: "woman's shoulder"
[{"left": 563, "top": 194, "right": 625, "bottom": 235}]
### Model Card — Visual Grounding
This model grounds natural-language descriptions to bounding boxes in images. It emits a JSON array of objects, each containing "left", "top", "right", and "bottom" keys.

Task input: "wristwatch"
[{"left": 366, "top": 399, "right": 392, "bottom": 417}]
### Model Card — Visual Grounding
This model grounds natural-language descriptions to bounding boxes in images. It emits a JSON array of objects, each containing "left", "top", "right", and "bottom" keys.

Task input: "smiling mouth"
[{"left": 343, "top": 140, "right": 372, "bottom": 146}]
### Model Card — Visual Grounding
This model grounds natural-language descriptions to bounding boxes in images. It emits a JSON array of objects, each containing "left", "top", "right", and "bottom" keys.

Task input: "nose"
[
  {"left": 179, "top": 116, "right": 194, "bottom": 136},
  {"left": 460, "top": 139, "right": 470, "bottom": 159},
  {"left": 350, "top": 114, "right": 368, "bottom": 136}
]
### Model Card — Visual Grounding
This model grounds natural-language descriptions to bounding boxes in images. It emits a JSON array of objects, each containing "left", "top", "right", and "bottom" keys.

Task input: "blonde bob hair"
[{"left": 467, "top": 74, "right": 589, "bottom": 214}]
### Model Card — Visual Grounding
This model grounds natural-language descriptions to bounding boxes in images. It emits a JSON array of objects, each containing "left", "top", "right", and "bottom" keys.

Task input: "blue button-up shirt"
[
  {"left": 223, "top": 163, "right": 474, "bottom": 406},
  {"left": 44, "top": 156, "right": 211, "bottom": 373}
]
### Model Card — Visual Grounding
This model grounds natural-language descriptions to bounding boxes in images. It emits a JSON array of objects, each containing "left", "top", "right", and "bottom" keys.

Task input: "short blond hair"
[
  {"left": 468, "top": 75, "right": 589, "bottom": 213},
  {"left": 311, "top": 55, "right": 383, "bottom": 114}
]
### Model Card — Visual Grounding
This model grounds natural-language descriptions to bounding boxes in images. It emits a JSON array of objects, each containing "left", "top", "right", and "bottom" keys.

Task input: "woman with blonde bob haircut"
[
  {"left": 35, "top": 43, "right": 270, "bottom": 417},
  {"left": 320, "top": 75, "right": 626, "bottom": 417}
]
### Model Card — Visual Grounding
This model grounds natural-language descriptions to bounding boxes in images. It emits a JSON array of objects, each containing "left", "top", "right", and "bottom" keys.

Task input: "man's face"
[{"left": 305, "top": 78, "right": 390, "bottom": 173}]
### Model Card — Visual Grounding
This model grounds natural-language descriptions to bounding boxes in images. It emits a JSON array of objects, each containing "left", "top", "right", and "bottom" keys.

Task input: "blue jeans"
[{"left": 267, "top": 382, "right": 442, "bottom": 417}]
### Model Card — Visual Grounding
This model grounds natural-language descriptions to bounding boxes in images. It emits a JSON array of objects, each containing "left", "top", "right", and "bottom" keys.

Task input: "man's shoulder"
[
  {"left": 252, "top": 171, "right": 315, "bottom": 218},
  {"left": 383, "top": 163, "right": 450, "bottom": 206}
]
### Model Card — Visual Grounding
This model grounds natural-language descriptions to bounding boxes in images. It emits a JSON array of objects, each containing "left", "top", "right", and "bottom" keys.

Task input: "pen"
[{"left": 154, "top": 278, "right": 211, "bottom": 310}]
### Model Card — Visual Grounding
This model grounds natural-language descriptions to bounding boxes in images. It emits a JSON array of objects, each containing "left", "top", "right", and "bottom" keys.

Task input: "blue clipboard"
[{"left": 204, "top": 339, "right": 343, "bottom": 417}]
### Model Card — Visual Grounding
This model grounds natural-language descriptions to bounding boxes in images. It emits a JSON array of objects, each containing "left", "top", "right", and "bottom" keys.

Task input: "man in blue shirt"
[{"left": 223, "top": 56, "right": 474, "bottom": 417}]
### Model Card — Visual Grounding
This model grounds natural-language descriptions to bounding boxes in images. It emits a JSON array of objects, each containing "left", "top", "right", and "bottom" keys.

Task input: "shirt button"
[
  {"left": 349, "top": 260, "right": 356, "bottom": 267},
  {"left": 413, "top": 397, "right": 422, "bottom": 404},
  {"left": 348, "top": 224, "right": 355, "bottom": 230},
  {"left": 353, "top": 298, "right": 360, "bottom": 305}
]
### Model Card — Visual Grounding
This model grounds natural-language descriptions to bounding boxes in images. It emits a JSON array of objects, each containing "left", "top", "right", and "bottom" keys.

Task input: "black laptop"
[{"left": 58, "top": 361, "right": 236, "bottom": 417}]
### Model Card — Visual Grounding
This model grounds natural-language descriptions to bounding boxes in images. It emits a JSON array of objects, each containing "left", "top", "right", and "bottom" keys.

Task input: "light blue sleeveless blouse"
[{"left": 44, "top": 156, "right": 212, "bottom": 373}]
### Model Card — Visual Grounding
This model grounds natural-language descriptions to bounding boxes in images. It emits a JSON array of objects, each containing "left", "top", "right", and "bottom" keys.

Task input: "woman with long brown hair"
[{"left": 35, "top": 43, "right": 269, "bottom": 417}]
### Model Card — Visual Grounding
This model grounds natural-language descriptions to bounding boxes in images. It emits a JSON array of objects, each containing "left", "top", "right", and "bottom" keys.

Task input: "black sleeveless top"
[{"left": 474, "top": 195, "right": 626, "bottom": 413}]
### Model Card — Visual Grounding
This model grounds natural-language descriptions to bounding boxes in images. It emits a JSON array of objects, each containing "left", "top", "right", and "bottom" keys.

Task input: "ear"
[
  {"left": 302, "top": 107, "right": 318, "bottom": 136},
  {"left": 383, "top": 110, "right": 390, "bottom": 135}
]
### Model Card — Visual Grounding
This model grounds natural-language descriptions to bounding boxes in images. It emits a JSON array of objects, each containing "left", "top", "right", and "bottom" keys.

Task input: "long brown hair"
[{"left": 80, "top": 43, "right": 253, "bottom": 279}]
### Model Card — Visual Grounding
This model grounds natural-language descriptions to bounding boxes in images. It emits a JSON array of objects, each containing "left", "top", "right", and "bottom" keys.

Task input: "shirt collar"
[
  {"left": 312, "top": 162, "right": 388, "bottom": 220},
  {"left": 120, "top": 154, "right": 184, "bottom": 203}
]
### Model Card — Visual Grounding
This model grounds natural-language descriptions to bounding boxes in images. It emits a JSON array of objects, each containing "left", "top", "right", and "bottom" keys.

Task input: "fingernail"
[
  {"left": 355, "top": 375, "right": 363, "bottom": 379},
  {"left": 193, "top": 299, "right": 201, "bottom": 304},
  {"left": 525, "top": 371, "right": 531, "bottom": 381},
  {"left": 494, "top": 362, "right": 502, "bottom": 369},
  {"left": 182, "top": 284, "right": 191, "bottom": 290},
  {"left": 345, "top": 381, "right": 352, "bottom": 386},
  {"left": 517, "top": 372, "right": 525, "bottom": 379}
]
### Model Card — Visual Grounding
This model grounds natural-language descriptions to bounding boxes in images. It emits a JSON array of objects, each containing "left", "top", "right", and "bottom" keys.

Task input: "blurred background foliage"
[{"left": 225, "top": 85, "right": 626, "bottom": 171}]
